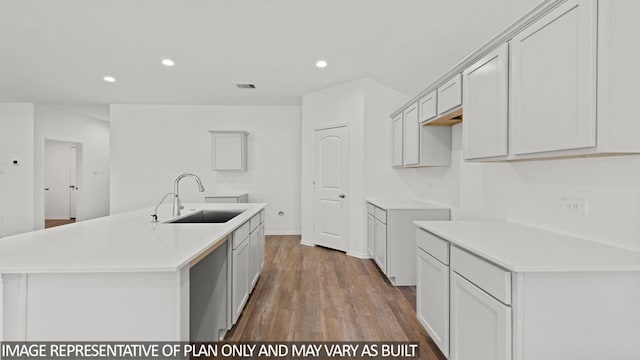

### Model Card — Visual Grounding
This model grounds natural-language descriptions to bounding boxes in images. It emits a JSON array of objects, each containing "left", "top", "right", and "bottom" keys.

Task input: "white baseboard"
[
  {"left": 299, "top": 238, "right": 316, "bottom": 247},
  {"left": 265, "top": 231, "right": 301, "bottom": 236},
  {"left": 347, "top": 251, "right": 372, "bottom": 259}
]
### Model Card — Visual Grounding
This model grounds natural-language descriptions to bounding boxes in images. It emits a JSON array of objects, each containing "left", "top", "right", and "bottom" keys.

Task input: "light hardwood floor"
[{"left": 225, "top": 235, "right": 446, "bottom": 360}]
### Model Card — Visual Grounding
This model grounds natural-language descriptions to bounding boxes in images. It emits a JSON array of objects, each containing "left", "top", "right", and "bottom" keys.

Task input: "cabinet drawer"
[
  {"left": 451, "top": 246, "right": 511, "bottom": 305},
  {"left": 366, "top": 203, "right": 375, "bottom": 215},
  {"left": 416, "top": 229, "right": 449, "bottom": 265},
  {"left": 437, "top": 73, "right": 463, "bottom": 115},
  {"left": 250, "top": 213, "right": 260, "bottom": 232},
  {"left": 232, "top": 221, "right": 250, "bottom": 249},
  {"left": 374, "top": 207, "right": 387, "bottom": 224}
]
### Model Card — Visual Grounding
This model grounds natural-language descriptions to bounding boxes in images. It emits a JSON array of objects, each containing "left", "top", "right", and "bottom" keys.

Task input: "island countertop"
[
  {"left": 0, "top": 203, "right": 266, "bottom": 274},
  {"left": 414, "top": 220, "right": 640, "bottom": 272}
]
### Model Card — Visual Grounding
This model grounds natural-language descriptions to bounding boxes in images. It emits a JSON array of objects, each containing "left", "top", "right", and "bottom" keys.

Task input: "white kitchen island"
[{"left": 0, "top": 203, "right": 266, "bottom": 341}]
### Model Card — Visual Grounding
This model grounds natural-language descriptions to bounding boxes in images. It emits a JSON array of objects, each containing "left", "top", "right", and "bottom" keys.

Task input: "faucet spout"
[{"left": 172, "top": 173, "right": 206, "bottom": 216}]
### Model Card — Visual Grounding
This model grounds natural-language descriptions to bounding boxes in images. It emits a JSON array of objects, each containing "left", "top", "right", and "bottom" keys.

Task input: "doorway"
[
  {"left": 312, "top": 125, "right": 349, "bottom": 252},
  {"left": 44, "top": 140, "right": 81, "bottom": 229}
]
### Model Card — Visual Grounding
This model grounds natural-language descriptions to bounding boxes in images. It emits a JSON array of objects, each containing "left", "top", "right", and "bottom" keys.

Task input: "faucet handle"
[{"left": 150, "top": 214, "right": 158, "bottom": 223}]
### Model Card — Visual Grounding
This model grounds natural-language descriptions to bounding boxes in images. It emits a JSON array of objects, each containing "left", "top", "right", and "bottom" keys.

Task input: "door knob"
[{"left": 339, "top": 194, "right": 346, "bottom": 199}]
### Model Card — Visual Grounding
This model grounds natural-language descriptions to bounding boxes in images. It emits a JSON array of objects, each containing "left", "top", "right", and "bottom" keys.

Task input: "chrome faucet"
[
  {"left": 151, "top": 192, "right": 174, "bottom": 223},
  {"left": 173, "top": 173, "right": 205, "bottom": 216}
]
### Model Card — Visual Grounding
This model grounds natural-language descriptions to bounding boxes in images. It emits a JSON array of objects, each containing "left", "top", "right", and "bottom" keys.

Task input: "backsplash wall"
[{"left": 407, "top": 124, "right": 640, "bottom": 251}]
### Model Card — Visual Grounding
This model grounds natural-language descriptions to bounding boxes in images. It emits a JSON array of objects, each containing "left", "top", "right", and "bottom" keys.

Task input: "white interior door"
[
  {"left": 313, "top": 125, "right": 349, "bottom": 252},
  {"left": 45, "top": 141, "right": 71, "bottom": 219},
  {"left": 69, "top": 145, "right": 78, "bottom": 219}
]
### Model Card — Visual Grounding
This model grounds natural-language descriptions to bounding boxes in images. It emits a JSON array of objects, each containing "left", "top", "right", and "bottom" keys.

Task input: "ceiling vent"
[{"left": 236, "top": 83, "right": 256, "bottom": 89}]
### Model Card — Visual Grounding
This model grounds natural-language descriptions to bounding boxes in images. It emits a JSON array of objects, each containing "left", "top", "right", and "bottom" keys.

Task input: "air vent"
[{"left": 236, "top": 84, "right": 256, "bottom": 89}]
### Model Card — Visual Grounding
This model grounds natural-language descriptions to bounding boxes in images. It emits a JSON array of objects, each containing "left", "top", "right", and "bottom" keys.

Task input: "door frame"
[
  {"left": 39, "top": 137, "right": 84, "bottom": 229},
  {"left": 311, "top": 123, "right": 350, "bottom": 251}
]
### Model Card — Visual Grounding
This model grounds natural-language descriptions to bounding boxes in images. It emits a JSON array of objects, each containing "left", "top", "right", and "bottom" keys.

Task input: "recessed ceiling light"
[
  {"left": 103, "top": 76, "right": 116, "bottom": 83},
  {"left": 161, "top": 58, "right": 175, "bottom": 67},
  {"left": 316, "top": 60, "right": 328, "bottom": 68}
]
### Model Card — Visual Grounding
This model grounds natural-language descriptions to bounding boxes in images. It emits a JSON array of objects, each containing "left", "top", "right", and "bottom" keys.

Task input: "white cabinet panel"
[
  {"left": 231, "top": 237, "right": 249, "bottom": 324},
  {"left": 417, "top": 249, "right": 450, "bottom": 357},
  {"left": 437, "top": 74, "right": 463, "bottom": 115},
  {"left": 403, "top": 103, "right": 420, "bottom": 166},
  {"left": 259, "top": 223, "right": 265, "bottom": 272},
  {"left": 210, "top": 131, "right": 248, "bottom": 171},
  {"left": 510, "top": 0, "right": 597, "bottom": 155},
  {"left": 367, "top": 213, "right": 375, "bottom": 257},
  {"left": 392, "top": 115, "right": 404, "bottom": 167},
  {"left": 374, "top": 219, "right": 387, "bottom": 273},
  {"left": 249, "top": 229, "right": 260, "bottom": 291},
  {"left": 419, "top": 90, "right": 438, "bottom": 123},
  {"left": 450, "top": 272, "right": 511, "bottom": 360},
  {"left": 463, "top": 43, "right": 509, "bottom": 159}
]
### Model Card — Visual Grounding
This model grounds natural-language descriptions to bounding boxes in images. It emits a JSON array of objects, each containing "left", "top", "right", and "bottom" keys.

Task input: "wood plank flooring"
[
  {"left": 225, "top": 235, "right": 446, "bottom": 360},
  {"left": 44, "top": 219, "right": 75, "bottom": 228}
]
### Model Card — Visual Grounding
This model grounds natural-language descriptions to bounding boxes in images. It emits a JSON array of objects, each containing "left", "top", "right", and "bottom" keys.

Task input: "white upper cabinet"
[
  {"left": 437, "top": 74, "right": 463, "bottom": 115},
  {"left": 419, "top": 90, "right": 438, "bottom": 123},
  {"left": 392, "top": 115, "right": 403, "bottom": 167},
  {"left": 210, "top": 131, "right": 249, "bottom": 171},
  {"left": 510, "top": 0, "right": 597, "bottom": 156},
  {"left": 403, "top": 103, "right": 420, "bottom": 166},
  {"left": 463, "top": 44, "right": 509, "bottom": 160}
]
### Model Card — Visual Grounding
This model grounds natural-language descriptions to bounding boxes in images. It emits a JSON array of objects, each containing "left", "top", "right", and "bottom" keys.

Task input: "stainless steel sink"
[{"left": 165, "top": 210, "right": 243, "bottom": 224}]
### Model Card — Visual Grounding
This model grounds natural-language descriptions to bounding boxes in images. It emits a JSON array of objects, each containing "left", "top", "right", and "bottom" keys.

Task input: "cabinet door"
[
  {"left": 249, "top": 229, "right": 260, "bottom": 291},
  {"left": 232, "top": 238, "right": 250, "bottom": 324},
  {"left": 463, "top": 44, "right": 509, "bottom": 159},
  {"left": 450, "top": 272, "right": 511, "bottom": 360},
  {"left": 374, "top": 219, "right": 387, "bottom": 273},
  {"left": 417, "top": 249, "right": 450, "bottom": 357},
  {"left": 210, "top": 132, "right": 248, "bottom": 171},
  {"left": 403, "top": 103, "right": 420, "bottom": 166},
  {"left": 419, "top": 90, "right": 438, "bottom": 123},
  {"left": 392, "top": 115, "right": 404, "bottom": 167},
  {"left": 259, "top": 224, "right": 265, "bottom": 271},
  {"left": 367, "top": 213, "right": 375, "bottom": 257},
  {"left": 438, "top": 74, "right": 463, "bottom": 115},
  {"left": 510, "top": 0, "right": 597, "bottom": 155}
]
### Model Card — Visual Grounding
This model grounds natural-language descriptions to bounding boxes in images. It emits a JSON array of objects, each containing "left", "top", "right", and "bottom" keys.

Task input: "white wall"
[
  {"left": 34, "top": 104, "right": 110, "bottom": 228},
  {"left": 301, "top": 78, "right": 413, "bottom": 256},
  {"left": 0, "top": 103, "right": 34, "bottom": 236},
  {"left": 395, "top": 124, "right": 640, "bottom": 252},
  {"left": 109, "top": 105, "right": 301, "bottom": 235}
]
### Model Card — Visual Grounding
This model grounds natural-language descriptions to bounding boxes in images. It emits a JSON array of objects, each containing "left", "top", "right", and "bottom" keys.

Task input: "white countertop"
[
  {"left": 204, "top": 192, "right": 248, "bottom": 197},
  {"left": 0, "top": 203, "right": 266, "bottom": 274},
  {"left": 367, "top": 198, "right": 450, "bottom": 210},
  {"left": 414, "top": 220, "right": 640, "bottom": 272}
]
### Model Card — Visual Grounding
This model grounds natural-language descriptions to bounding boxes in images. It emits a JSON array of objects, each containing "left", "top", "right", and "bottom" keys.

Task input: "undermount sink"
[{"left": 165, "top": 210, "right": 244, "bottom": 224}]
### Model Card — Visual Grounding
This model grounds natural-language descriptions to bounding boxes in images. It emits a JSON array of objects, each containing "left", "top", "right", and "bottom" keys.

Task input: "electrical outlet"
[{"left": 560, "top": 198, "right": 587, "bottom": 216}]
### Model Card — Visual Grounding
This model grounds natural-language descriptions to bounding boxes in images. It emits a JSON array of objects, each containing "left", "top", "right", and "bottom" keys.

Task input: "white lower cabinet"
[
  {"left": 230, "top": 210, "right": 265, "bottom": 325},
  {"left": 368, "top": 201, "right": 450, "bottom": 286},
  {"left": 249, "top": 228, "right": 260, "bottom": 291},
  {"left": 417, "top": 248, "right": 449, "bottom": 357},
  {"left": 231, "top": 236, "right": 249, "bottom": 324},
  {"left": 367, "top": 213, "right": 375, "bottom": 257},
  {"left": 374, "top": 219, "right": 387, "bottom": 273},
  {"left": 450, "top": 272, "right": 511, "bottom": 360}
]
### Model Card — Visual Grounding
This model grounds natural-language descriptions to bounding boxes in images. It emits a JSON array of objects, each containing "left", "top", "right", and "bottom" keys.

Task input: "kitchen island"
[{"left": 0, "top": 203, "right": 266, "bottom": 341}]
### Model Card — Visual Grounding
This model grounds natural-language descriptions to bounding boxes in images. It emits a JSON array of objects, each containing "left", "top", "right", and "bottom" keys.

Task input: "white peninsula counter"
[{"left": 0, "top": 203, "right": 267, "bottom": 341}]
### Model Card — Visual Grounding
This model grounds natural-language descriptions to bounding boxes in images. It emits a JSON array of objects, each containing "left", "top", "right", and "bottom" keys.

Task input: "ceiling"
[{"left": 0, "top": 0, "right": 540, "bottom": 106}]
